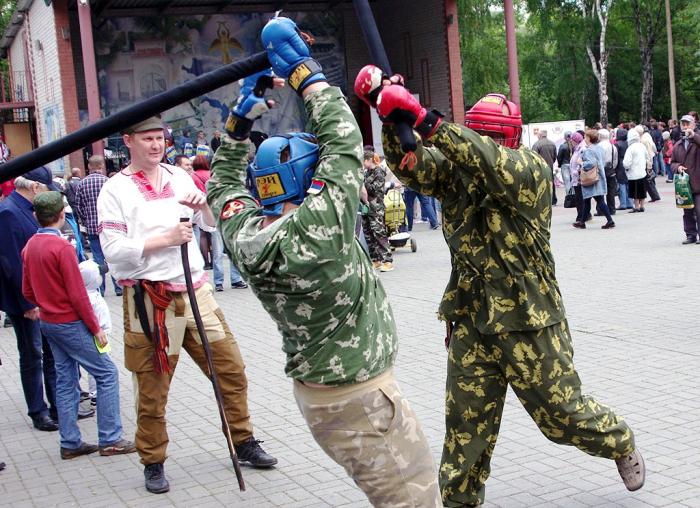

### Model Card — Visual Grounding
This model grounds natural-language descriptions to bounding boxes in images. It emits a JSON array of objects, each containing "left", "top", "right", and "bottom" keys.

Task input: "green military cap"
[
  {"left": 122, "top": 116, "right": 164, "bottom": 135},
  {"left": 33, "top": 191, "right": 64, "bottom": 221}
]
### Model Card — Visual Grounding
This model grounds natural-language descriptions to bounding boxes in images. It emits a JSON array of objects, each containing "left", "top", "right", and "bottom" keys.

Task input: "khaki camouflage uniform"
[
  {"left": 208, "top": 87, "right": 440, "bottom": 507},
  {"left": 383, "top": 122, "right": 635, "bottom": 507},
  {"left": 362, "top": 162, "right": 393, "bottom": 263}
]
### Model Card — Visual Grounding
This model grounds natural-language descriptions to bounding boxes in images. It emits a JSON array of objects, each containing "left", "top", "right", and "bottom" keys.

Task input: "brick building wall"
[
  {"left": 53, "top": 0, "right": 82, "bottom": 171},
  {"left": 343, "top": 0, "right": 463, "bottom": 123},
  {"left": 23, "top": 0, "right": 69, "bottom": 176}
]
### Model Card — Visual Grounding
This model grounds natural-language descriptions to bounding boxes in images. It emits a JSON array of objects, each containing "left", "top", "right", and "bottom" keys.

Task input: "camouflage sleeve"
[
  {"left": 423, "top": 121, "right": 551, "bottom": 213},
  {"left": 207, "top": 136, "right": 261, "bottom": 246},
  {"left": 364, "top": 166, "right": 384, "bottom": 198},
  {"left": 382, "top": 125, "right": 452, "bottom": 199},
  {"left": 292, "top": 86, "right": 363, "bottom": 248}
]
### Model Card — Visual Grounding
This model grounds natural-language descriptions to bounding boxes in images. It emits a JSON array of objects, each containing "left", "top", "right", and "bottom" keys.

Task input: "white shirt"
[
  {"left": 623, "top": 141, "right": 648, "bottom": 181},
  {"left": 97, "top": 163, "right": 207, "bottom": 291}
]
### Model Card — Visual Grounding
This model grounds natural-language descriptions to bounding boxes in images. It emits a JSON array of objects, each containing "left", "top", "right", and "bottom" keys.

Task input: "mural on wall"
[
  {"left": 94, "top": 12, "right": 346, "bottom": 147},
  {"left": 43, "top": 105, "right": 65, "bottom": 175}
]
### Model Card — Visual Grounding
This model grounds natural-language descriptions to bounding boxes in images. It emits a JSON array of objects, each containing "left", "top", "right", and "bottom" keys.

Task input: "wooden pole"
[{"left": 665, "top": 0, "right": 677, "bottom": 120}]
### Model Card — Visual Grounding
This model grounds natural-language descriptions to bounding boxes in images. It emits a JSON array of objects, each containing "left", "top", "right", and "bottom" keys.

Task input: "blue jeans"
[
  {"left": 211, "top": 229, "right": 242, "bottom": 286},
  {"left": 653, "top": 153, "right": 663, "bottom": 177},
  {"left": 87, "top": 234, "right": 121, "bottom": 296},
  {"left": 664, "top": 159, "right": 674, "bottom": 180},
  {"left": 40, "top": 320, "right": 123, "bottom": 449},
  {"left": 617, "top": 183, "right": 633, "bottom": 209},
  {"left": 404, "top": 188, "right": 439, "bottom": 230},
  {"left": 8, "top": 314, "right": 56, "bottom": 420}
]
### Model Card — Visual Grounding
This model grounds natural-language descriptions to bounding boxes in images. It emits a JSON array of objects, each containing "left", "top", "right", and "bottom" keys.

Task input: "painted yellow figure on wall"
[{"left": 209, "top": 22, "right": 243, "bottom": 64}]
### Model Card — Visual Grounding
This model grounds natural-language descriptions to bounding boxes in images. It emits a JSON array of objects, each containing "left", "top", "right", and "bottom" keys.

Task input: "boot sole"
[
  {"left": 99, "top": 447, "right": 137, "bottom": 456},
  {"left": 146, "top": 484, "right": 170, "bottom": 494}
]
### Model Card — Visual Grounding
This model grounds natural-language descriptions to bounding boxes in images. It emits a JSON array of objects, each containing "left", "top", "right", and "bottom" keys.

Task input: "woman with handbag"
[
  {"left": 575, "top": 129, "right": 615, "bottom": 229},
  {"left": 623, "top": 129, "right": 649, "bottom": 213},
  {"left": 569, "top": 132, "right": 588, "bottom": 225}
]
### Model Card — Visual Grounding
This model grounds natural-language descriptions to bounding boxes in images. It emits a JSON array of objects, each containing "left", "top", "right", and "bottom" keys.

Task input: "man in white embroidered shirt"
[{"left": 96, "top": 116, "right": 277, "bottom": 495}]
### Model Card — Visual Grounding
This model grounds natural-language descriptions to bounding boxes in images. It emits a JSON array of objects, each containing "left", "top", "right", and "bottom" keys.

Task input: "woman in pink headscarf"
[{"left": 568, "top": 131, "right": 588, "bottom": 226}]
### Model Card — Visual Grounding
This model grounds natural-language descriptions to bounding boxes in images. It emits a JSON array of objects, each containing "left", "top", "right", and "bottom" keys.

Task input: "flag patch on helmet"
[
  {"left": 255, "top": 173, "right": 286, "bottom": 200},
  {"left": 221, "top": 199, "right": 246, "bottom": 220},
  {"left": 306, "top": 179, "right": 325, "bottom": 195}
]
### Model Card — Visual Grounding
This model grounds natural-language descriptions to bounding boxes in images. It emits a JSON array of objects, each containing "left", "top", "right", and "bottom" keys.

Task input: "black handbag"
[{"left": 563, "top": 190, "right": 576, "bottom": 208}]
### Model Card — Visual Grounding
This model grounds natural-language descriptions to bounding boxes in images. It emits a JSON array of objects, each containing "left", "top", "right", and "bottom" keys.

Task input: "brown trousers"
[{"left": 122, "top": 283, "right": 252, "bottom": 465}]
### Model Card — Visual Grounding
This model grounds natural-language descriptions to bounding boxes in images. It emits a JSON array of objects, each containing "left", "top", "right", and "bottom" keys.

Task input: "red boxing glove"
[{"left": 376, "top": 85, "right": 443, "bottom": 138}]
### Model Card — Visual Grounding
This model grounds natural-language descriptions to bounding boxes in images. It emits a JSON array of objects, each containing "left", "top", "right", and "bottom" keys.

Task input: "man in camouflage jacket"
[
  {"left": 206, "top": 17, "right": 440, "bottom": 507},
  {"left": 362, "top": 149, "right": 394, "bottom": 271},
  {"left": 354, "top": 68, "right": 645, "bottom": 507}
]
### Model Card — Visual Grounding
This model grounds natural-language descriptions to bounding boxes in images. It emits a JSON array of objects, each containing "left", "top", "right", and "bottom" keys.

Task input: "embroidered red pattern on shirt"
[
  {"left": 130, "top": 171, "right": 175, "bottom": 201},
  {"left": 98, "top": 221, "right": 128, "bottom": 234}
]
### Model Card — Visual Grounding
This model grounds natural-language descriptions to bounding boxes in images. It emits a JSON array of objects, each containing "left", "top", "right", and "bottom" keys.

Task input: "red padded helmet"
[
  {"left": 464, "top": 94, "right": 522, "bottom": 149},
  {"left": 354, "top": 64, "right": 385, "bottom": 107}
]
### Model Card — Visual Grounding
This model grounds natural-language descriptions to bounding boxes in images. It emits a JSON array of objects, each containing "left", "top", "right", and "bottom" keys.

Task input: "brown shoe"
[
  {"left": 99, "top": 439, "right": 137, "bottom": 456},
  {"left": 615, "top": 449, "right": 645, "bottom": 491},
  {"left": 60, "top": 443, "right": 99, "bottom": 460}
]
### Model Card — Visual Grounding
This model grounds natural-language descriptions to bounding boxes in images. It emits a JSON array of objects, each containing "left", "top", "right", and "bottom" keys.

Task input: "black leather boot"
[{"left": 144, "top": 463, "right": 170, "bottom": 494}]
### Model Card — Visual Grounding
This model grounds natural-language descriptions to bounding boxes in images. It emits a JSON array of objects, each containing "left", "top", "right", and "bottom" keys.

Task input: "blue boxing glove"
[
  {"left": 261, "top": 16, "right": 326, "bottom": 94},
  {"left": 226, "top": 69, "right": 275, "bottom": 140}
]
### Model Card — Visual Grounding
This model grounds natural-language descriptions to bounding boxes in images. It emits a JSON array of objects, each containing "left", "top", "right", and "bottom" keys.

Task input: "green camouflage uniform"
[
  {"left": 208, "top": 87, "right": 397, "bottom": 384},
  {"left": 383, "top": 121, "right": 635, "bottom": 507},
  {"left": 362, "top": 163, "right": 393, "bottom": 263},
  {"left": 207, "top": 86, "right": 441, "bottom": 506}
]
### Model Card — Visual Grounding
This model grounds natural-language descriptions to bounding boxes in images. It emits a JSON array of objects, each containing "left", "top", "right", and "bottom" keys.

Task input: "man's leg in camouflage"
[
  {"left": 496, "top": 320, "right": 635, "bottom": 459},
  {"left": 368, "top": 211, "right": 393, "bottom": 263},
  {"left": 295, "top": 370, "right": 441, "bottom": 508},
  {"left": 362, "top": 213, "right": 380, "bottom": 262},
  {"left": 440, "top": 319, "right": 508, "bottom": 507}
]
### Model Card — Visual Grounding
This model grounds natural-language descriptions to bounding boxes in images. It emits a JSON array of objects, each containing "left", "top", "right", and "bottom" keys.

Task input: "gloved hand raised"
[
  {"left": 376, "top": 85, "right": 443, "bottom": 139},
  {"left": 354, "top": 64, "right": 405, "bottom": 108},
  {"left": 226, "top": 69, "right": 277, "bottom": 140},
  {"left": 261, "top": 16, "right": 326, "bottom": 94}
]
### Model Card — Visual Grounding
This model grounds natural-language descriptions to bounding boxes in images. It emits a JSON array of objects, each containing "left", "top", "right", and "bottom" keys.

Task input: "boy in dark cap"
[{"left": 22, "top": 191, "right": 135, "bottom": 460}]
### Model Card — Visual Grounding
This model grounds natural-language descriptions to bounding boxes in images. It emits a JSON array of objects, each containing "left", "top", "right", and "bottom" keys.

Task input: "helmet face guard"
[
  {"left": 251, "top": 133, "right": 319, "bottom": 216},
  {"left": 464, "top": 94, "right": 522, "bottom": 149}
]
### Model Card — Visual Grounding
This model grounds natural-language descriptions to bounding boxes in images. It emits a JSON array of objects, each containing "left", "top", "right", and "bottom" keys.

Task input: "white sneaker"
[{"left": 615, "top": 449, "right": 645, "bottom": 491}]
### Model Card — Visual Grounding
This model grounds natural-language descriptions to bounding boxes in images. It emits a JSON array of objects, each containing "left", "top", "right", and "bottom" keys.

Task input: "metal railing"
[{"left": 1, "top": 70, "right": 33, "bottom": 104}]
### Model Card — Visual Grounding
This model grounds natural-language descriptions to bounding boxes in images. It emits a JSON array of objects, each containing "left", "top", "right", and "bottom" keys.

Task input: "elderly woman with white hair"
[
  {"left": 623, "top": 128, "right": 649, "bottom": 212},
  {"left": 637, "top": 125, "right": 661, "bottom": 202}
]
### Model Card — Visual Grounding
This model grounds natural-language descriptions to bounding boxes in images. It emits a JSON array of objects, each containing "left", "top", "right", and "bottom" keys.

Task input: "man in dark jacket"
[
  {"left": 0, "top": 167, "right": 58, "bottom": 431},
  {"left": 556, "top": 132, "right": 573, "bottom": 192},
  {"left": 532, "top": 130, "right": 558, "bottom": 205},
  {"left": 614, "top": 128, "right": 632, "bottom": 210},
  {"left": 649, "top": 120, "right": 665, "bottom": 177},
  {"left": 670, "top": 115, "right": 700, "bottom": 244}
]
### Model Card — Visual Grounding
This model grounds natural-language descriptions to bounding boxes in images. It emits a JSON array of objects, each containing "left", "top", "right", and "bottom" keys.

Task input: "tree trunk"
[
  {"left": 599, "top": 49, "right": 609, "bottom": 126},
  {"left": 584, "top": 0, "right": 612, "bottom": 127},
  {"left": 640, "top": 47, "right": 654, "bottom": 122}
]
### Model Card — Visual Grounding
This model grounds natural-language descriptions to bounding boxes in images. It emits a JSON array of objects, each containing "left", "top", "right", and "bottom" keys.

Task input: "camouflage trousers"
[
  {"left": 440, "top": 319, "right": 635, "bottom": 507},
  {"left": 294, "top": 369, "right": 441, "bottom": 507},
  {"left": 362, "top": 211, "right": 393, "bottom": 263}
]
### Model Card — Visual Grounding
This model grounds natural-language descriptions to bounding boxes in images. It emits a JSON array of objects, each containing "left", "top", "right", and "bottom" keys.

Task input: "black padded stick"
[
  {"left": 0, "top": 52, "right": 270, "bottom": 183},
  {"left": 179, "top": 217, "right": 245, "bottom": 491},
  {"left": 352, "top": 0, "right": 417, "bottom": 153}
]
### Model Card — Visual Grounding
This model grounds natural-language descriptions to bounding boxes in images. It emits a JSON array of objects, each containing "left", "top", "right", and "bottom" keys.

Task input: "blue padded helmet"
[{"left": 251, "top": 133, "right": 319, "bottom": 216}]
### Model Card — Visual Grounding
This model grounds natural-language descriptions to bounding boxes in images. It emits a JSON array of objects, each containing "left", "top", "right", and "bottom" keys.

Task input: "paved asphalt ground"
[{"left": 1, "top": 179, "right": 699, "bottom": 507}]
